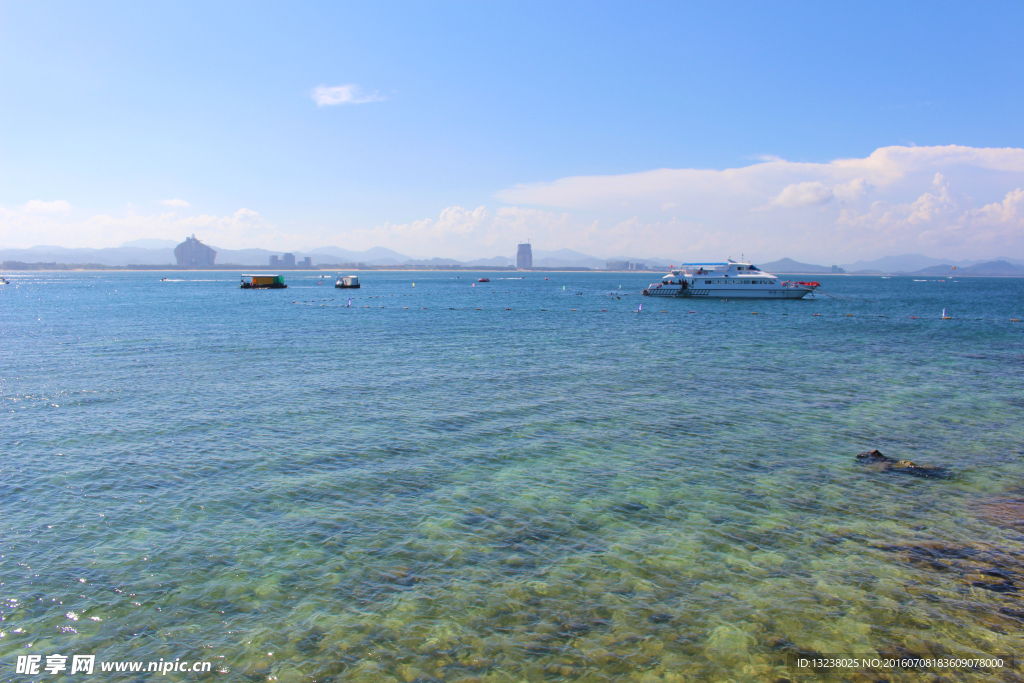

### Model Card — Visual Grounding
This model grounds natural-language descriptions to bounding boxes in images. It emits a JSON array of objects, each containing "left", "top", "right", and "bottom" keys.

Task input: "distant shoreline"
[{"left": 3, "top": 265, "right": 1024, "bottom": 277}]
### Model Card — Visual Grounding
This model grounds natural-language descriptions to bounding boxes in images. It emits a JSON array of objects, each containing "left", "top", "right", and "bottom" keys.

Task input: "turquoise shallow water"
[{"left": 2, "top": 271, "right": 1023, "bottom": 682}]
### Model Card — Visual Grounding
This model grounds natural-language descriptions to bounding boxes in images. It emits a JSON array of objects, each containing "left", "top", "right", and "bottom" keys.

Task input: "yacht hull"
[{"left": 643, "top": 286, "right": 812, "bottom": 299}]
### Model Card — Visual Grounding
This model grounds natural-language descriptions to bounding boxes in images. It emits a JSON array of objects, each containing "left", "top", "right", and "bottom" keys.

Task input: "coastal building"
[
  {"left": 269, "top": 255, "right": 281, "bottom": 266},
  {"left": 606, "top": 261, "right": 646, "bottom": 270},
  {"left": 300, "top": 256, "right": 312, "bottom": 267},
  {"left": 517, "top": 243, "right": 533, "bottom": 270},
  {"left": 283, "top": 253, "right": 296, "bottom": 267},
  {"left": 831, "top": 265, "right": 846, "bottom": 273},
  {"left": 174, "top": 235, "right": 216, "bottom": 266}
]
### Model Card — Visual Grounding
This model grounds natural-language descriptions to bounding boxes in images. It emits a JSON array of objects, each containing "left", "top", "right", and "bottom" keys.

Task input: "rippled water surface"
[{"left": 2, "top": 271, "right": 1023, "bottom": 682}]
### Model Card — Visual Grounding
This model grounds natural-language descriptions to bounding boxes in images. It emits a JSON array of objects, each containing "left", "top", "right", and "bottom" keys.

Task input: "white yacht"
[{"left": 642, "top": 261, "right": 819, "bottom": 299}]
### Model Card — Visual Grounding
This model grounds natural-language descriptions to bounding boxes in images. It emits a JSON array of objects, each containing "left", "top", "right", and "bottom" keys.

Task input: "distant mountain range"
[
  {"left": 757, "top": 258, "right": 834, "bottom": 274},
  {"left": 2, "top": 242, "right": 1021, "bottom": 275},
  {"left": 0, "top": 242, "right": 672, "bottom": 269},
  {"left": 836, "top": 253, "right": 1024, "bottom": 272},
  {"left": 910, "top": 260, "right": 1024, "bottom": 276},
  {"left": 759, "top": 254, "right": 1024, "bottom": 276}
]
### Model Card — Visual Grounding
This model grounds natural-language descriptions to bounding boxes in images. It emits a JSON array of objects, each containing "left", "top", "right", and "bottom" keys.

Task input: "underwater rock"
[
  {"left": 854, "top": 450, "right": 950, "bottom": 478},
  {"left": 879, "top": 541, "right": 1023, "bottom": 595},
  {"left": 241, "top": 663, "right": 273, "bottom": 681},
  {"left": 764, "top": 637, "right": 824, "bottom": 666},
  {"left": 555, "top": 621, "right": 591, "bottom": 637},
  {"left": 647, "top": 613, "right": 673, "bottom": 624},
  {"left": 854, "top": 449, "right": 888, "bottom": 463},
  {"left": 611, "top": 501, "right": 649, "bottom": 513},
  {"left": 705, "top": 624, "right": 753, "bottom": 664},
  {"left": 294, "top": 628, "right": 325, "bottom": 654},
  {"left": 974, "top": 497, "right": 1024, "bottom": 528}
]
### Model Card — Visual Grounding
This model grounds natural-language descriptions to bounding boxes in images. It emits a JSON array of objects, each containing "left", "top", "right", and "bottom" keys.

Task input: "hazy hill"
[
  {"left": 308, "top": 246, "right": 411, "bottom": 264},
  {"left": 466, "top": 256, "right": 515, "bottom": 266},
  {"left": 0, "top": 245, "right": 175, "bottom": 266},
  {"left": 839, "top": 253, "right": 1024, "bottom": 272},
  {"left": 757, "top": 258, "right": 832, "bottom": 273},
  {"left": 5, "top": 242, "right": 1022, "bottom": 272},
  {"left": 840, "top": 253, "right": 962, "bottom": 273},
  {"left": 531, "top": 249, "right": 605, "bottom": 268},
  {"left": 912, "top": 260, "right": 1024, "bottom": 276},
  {"left": 121, "top": 239, "right": 180, "bottom": 248}
]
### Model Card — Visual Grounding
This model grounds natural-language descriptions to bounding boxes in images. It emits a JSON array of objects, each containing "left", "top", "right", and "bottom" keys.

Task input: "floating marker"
[
  {"left": 563, "top": 286, "right": 566, "bottom": 291},
  {"left": 347, "top": 298, "right": 352, "bottom": 307},
  {"left": 412, "top": 282, "right": 415, "bottom": 287}
]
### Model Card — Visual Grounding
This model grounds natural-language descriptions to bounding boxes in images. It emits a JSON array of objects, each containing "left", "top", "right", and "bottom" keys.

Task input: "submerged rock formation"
[{"left": 855, "top": 450, "right": 951, "bottom": 478}]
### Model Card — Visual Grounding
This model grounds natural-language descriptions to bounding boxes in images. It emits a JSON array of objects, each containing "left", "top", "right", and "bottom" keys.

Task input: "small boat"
[
  {"left": 335, "top": 275, "right": 360, "bottom": 289},
  {"left": 478, "top": 278, "right": 490, "bottom": 283},
  {"left": 240, "top": 274, "right": 287, "bottom": 289}
]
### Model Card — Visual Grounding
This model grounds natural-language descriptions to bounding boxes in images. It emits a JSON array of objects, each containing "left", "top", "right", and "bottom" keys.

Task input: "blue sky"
[{"left": 1, "top": 1, "right": 1023, "bottom": 261}]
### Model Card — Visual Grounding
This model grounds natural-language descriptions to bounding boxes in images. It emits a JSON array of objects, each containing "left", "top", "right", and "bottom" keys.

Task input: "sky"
[{"left": 1, "top": 1, "right": 1022, "bottom": 262}]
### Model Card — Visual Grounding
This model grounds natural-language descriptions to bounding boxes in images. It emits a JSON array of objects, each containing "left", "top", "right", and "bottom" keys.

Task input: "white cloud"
[
  {"left": 333, "top": 205, "right": 575, "bottom": 260},
  {"left": 24, "top": 199, "right": 71, "bottom": 213},
  {"left": 160, "top": 199, "right": 190, "bottom": 207},
  {"left": 312, "top": 84, "right": 385, "bottom": 106},
  {"left": 4, "top": 145, "right": 1023, "bottom": 263},
  {"left": 832, "top": 178, "right": 869, "bottom": 202},
  {"left": 769, "top": 181, "right": 833, "bottom": 208},
  {"left": 493, "top": 145, "right": 1024, "bottom": 261}
]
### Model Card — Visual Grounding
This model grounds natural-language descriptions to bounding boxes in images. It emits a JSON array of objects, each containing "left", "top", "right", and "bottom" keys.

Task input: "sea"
[{"left": 2, "top": 271, "right": 1023, "bottom": 682}]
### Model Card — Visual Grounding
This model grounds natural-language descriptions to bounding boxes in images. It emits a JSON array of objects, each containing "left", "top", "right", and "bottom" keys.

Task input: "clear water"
[{"left": 2, "top": 271, "right": 1023, "bottom": 682}]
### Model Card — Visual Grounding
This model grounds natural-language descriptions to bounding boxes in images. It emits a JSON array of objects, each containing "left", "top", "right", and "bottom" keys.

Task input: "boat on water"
[
  {"left": 240, "top": 274, "right": 287, "bottom": 289},
  {"left": 335, "top": 275, "right": 360, "bottom": 289},
  {"left": 478, "top": 278, "right": 490, "bottom": 283},
  {"left": 642, "top": 261, "right": 818, "bottom": 299}
]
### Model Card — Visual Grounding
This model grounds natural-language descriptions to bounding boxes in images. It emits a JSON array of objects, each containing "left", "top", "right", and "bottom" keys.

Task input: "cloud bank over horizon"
[{"left": 2, "top": 145, "right": 1022, "bottom": 263}]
